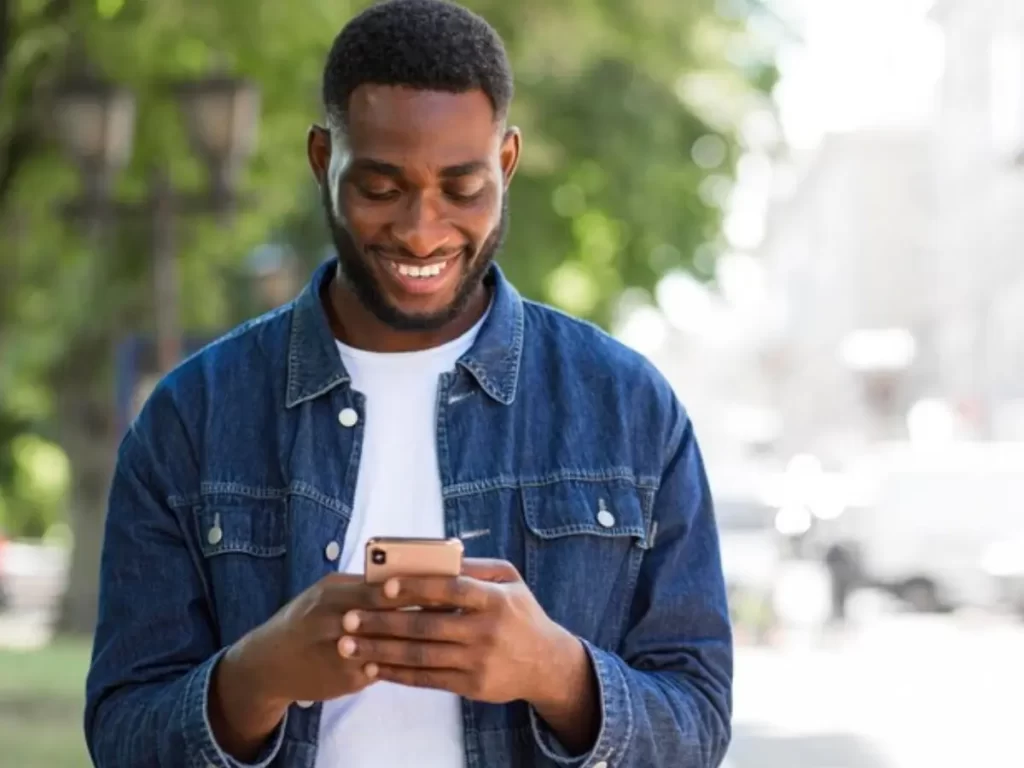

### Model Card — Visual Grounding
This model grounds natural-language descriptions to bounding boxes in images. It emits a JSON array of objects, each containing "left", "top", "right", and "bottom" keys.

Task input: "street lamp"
[
  {"left": 52, "top": 78, "right": 136, "bottom": 207},
  {"left": 174, "top": 76, "right": 261, "bottom": 207},
  {"left": 53, "top": 75, "right": 260, "bottom": 373}
]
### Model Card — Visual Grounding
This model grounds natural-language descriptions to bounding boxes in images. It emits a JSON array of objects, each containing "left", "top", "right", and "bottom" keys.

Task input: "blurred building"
[
  {"left": 755, "top": 0, "right": 1024, "bottom": 457},
  {"left": 930, "top": 0, "right": 1024, "bottom": 438},
  {"left": 757, "top": 130, "right": 936, "bottom": 459}
]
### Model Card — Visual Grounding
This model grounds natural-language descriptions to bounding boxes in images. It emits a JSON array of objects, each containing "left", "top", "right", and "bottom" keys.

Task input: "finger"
[
  {"left": 321, "top": 572, "right": 364, "bottom": 586},
  {"left": 373, "top": 665, "right": 471, "bottom": 694},
  {"left": 344, "top": 609, "right": 477, "bottom": 643},
  {"left": 385, "top": 575, "right": 492, "bottom": 611},
  {"left": 338, "top": 635, "right": 470, "bottom": 670},
  {"left": 460, "top": 558, "right": 521, "bottom": 583},
  {"left": 317, "top": 579, "right": 416, "bottom": 613}
]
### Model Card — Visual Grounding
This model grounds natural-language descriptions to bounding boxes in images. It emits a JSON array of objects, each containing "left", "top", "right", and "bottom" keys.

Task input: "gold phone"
[{"left": 364, "top": 537, "right": 464, "bottom": 584}]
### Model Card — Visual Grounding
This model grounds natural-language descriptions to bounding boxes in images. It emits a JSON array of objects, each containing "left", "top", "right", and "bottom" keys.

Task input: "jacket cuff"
[
  {"left": 182, "top": 647, "right": 288, "bottom": 768},
  {"left": 529, "top": 638, "right": 634, "bottom": 767}
]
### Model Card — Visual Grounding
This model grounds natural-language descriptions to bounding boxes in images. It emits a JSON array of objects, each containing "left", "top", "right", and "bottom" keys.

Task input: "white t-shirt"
[{"left": 315, "top": 309, "right": 489, "bottom": 768}]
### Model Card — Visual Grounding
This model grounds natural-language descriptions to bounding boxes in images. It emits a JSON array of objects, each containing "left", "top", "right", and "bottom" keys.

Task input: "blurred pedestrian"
[{"left": 825, "top": 541, "right": 859, "bottom": 626}]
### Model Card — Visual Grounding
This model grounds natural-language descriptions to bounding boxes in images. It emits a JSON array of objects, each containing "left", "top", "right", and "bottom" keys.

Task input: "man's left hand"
[{"left": 336, "top": 558, "right": 590, "bottom": 710}]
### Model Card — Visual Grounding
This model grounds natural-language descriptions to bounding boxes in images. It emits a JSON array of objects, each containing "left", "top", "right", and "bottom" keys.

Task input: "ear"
[
  {"left": 499, "top": 126, "right": 521, "bottom": 189},
  {"left": 307, "top": 125, "right": 332, "bottom": 184}
]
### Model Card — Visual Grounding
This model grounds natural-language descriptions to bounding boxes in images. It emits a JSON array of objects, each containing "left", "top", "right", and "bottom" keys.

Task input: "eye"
[
  {"left": 359, "top": 187, "right": 400, "bottom": 202},
  {"left": 445, "top": 185, "right": 485, "bottom": 204}
]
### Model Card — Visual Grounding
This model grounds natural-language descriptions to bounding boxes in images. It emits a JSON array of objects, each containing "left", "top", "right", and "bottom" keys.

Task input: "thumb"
[{"left": 461, "top": 558, "right": 521, "bottom": 583}]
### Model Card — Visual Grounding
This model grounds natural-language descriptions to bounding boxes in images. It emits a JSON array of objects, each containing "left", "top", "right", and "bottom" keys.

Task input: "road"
[{"left": 727, "top": 612, "right": 1024, "bottom": 768}]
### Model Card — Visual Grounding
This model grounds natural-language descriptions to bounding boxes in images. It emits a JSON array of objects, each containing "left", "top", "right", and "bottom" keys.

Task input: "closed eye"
[
  {"left": 359, "top": 187, "right": 401, "bottom": 202},
  {"left": 445, "top": 186, "right": 486, "bottom": 204}
]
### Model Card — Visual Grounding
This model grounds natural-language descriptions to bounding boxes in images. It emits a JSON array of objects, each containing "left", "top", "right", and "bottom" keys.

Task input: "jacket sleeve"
[
  {"left": 530, "top": 411, "right": 733, "bottom": 767},
  {"left": 84, "top": 404, "right": 288, "bottom": 768}
]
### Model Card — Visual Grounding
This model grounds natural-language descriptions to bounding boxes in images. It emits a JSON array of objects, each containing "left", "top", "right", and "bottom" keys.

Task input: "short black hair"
[{"left": 322, "top": 0, "right": 514, "bottom": 125}]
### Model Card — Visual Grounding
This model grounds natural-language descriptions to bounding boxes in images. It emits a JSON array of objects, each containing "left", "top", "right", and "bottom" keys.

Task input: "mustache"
[{"left": 367, "top": 244, "right": 468, "bottom": 262}]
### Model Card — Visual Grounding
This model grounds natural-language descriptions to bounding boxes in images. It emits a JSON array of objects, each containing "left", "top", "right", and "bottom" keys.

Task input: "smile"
[
  {"left": 380, "top": 254, "right": 462, "bottom": 297},
  {"left": 388, "top": 259, "right": 453, "bottom": 279}
]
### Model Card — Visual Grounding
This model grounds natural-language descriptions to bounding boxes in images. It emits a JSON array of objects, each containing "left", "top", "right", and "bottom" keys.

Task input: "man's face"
[{"left": 309, "top": 87, "right": 520, "bottom": 331}]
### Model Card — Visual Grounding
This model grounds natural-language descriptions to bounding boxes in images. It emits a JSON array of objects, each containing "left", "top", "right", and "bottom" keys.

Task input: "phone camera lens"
[{"left": 371, "top": 549, "right": 386, "bottom": 565}]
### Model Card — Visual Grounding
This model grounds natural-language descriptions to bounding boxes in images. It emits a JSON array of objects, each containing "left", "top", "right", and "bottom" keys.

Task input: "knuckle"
[
  {"left": 490, "top": 595, "right": 510, "bottom": 621},
  {"left": 362, "top": 587, "right": 389, "bottom": 609},
  {"left": 357, "top": 611, "right": 381, "bottom": 634},
  {"left": 480, "top": 620, "right": 499, "bottom": 646},
  {"left": 452, "top": 579, "right": 474, "bottom": 605},
  {"left": 354, "top": 638, "right": 375, "bottom": 659},
  {"left": 408, "top": 611, "right": 430, "bottom": 638},
  {"left": 406, "top": 642, "right": 428, "bottom": 667}
]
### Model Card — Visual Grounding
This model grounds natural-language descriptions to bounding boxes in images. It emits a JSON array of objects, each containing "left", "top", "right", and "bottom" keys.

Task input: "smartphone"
[{"left": 364, "top": 536, "right": 464, "bottom": 584}]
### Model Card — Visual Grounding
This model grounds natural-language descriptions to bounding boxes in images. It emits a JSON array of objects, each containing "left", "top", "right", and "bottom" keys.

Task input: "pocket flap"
[
  {"left": 198, "top": 500, "right": 288, "bottom": 558},
  {"left": 521, "top": 480, "right": 650, "bottom": 547}
]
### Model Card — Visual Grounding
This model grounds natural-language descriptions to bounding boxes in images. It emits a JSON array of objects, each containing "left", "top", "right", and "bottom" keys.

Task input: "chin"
[{"left": 388, "top": 296, "right": 454, "bottom": 320}]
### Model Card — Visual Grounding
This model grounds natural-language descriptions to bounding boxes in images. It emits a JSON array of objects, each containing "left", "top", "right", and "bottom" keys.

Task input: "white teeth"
[{"left": 395, "top": 261, "right": 447, "bottom": 278}]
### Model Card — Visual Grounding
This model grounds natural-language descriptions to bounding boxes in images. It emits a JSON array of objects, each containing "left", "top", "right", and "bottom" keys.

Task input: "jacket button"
[
  {"left": 296, "top": 700, "right": 314, "bottom": 709},
  {"left": 597, "top": 509, "right": 615, "bottom": 528},
  {"left": 593, "top": 762, "right": 609, "bottom": 768},
  {"left": 338, "top": 408, "right": 359, "bottom": 427},
  {"left": 325, "top": 541, "right": 341, "bottom": 562}
]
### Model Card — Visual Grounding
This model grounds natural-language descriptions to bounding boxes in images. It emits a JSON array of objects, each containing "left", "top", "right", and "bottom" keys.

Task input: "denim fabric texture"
[{"left": 85, "top": 260, "right": 733, "bottom": 767}]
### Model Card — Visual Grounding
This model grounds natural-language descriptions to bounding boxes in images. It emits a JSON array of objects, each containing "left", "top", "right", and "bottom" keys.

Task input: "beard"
[{"left": 321, "top": 182, "right": 508, "bottom": 332}]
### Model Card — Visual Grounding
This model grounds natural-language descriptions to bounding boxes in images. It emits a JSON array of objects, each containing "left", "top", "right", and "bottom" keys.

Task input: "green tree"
[{"left": 0, "top": 0, "right": 776, "bottom": 634}]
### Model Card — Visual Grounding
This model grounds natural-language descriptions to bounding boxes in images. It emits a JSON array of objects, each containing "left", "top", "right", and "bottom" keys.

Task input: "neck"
[{"left": 323, "top": 267, "right": 489, "bottom": 353}]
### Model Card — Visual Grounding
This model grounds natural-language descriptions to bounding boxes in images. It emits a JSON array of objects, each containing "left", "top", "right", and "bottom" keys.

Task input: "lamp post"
[{"left": 52, "top": 75, "right": 260, "bottom": 373}]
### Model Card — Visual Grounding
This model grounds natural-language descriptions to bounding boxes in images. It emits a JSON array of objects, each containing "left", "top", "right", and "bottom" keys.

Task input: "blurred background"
[{"left": 1, "top": 0, "right": 1022, "bottom": 765}]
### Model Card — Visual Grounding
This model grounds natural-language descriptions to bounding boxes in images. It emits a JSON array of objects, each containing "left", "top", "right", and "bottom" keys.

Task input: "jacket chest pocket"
[
  {"left": 196, "top": 498, "right": 289, "bottom": 645},
  {"left": 521, "top": 480, "right": 652, "bottom": 647}
]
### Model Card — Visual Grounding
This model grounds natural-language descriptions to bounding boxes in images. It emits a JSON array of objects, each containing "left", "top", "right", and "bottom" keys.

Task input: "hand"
[
  {"left": 335, "top": 559, "right": 588, "bottom": 709},
  {"left": 209, "top": 573, "right": 417, "bottom": 760}
]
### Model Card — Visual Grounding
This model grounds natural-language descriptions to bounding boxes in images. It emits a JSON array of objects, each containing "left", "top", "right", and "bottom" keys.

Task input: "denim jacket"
[{"left": 85, "top": 260, "right": 732, "bottom": 768}]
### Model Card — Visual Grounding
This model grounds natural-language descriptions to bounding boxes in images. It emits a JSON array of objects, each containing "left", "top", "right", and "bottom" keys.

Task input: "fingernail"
[
  {"left": 338, "top": 636, "right": 357, "bottom": 657},
  {"left": 383, "top": 578, "right": 400, "bottom": 599},
  {"left": 364, "top": 662, "right": 379, "bottom": 679},
  {"left": 342, "top": 611, "right": 361, "bottom": 632}
]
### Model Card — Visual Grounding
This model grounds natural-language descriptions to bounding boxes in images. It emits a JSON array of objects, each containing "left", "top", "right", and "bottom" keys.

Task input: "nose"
[{"left": 391, "top": 193, "right": 454, "bottom": 258}]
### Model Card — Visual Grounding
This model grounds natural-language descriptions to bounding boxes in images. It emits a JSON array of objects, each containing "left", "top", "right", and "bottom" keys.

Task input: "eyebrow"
[{"left": 349, "top": 158, "right": 488, "bottom": 178}]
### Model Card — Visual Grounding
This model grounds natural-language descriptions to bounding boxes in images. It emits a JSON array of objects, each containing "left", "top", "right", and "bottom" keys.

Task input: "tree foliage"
[{"left": 0, "top": 0, "right": 776, "bottom": 630}]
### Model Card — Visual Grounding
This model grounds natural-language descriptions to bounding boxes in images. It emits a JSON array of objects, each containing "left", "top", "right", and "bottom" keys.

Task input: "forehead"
[{"left": 343, "top": 85, "right": 500, "bottom": 165}]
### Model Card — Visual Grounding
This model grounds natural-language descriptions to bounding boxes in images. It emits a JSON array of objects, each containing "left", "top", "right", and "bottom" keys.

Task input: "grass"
[{"left": 0, "top": 639, "right": 92, "bottom": 767}]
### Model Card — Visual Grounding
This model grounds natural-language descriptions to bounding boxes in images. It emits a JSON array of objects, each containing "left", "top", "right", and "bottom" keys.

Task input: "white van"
[{"left": 842, "top": 443, "right": 1024, "bottom": 611}]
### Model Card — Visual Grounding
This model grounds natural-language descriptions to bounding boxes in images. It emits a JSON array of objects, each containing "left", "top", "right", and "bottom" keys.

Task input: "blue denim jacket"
[{"left": 85, "top": 260, "right": 732, "bottom": 768}]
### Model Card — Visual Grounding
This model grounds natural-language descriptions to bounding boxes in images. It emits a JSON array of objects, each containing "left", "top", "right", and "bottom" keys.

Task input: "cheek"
[
  {"left": 338, "top": 193, "right": 388, "bottom": 242},
  {"left": 461, "top": 196, "right": 502, "bottom": 245}
]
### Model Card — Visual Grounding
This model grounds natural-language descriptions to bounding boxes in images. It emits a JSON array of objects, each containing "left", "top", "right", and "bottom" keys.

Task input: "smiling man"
[{"left": 84, "top": 1, "right": 732, "bottom": 767}]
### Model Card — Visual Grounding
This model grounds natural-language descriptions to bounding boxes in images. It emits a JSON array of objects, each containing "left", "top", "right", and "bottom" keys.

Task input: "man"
[{"left": 84, "top": 1, "right": 733, "bottom": 766}]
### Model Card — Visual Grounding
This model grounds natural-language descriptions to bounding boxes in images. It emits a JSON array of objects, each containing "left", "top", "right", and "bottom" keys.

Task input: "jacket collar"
[{"left": 285, "top": 259, "right": 524, "bottom": 408}]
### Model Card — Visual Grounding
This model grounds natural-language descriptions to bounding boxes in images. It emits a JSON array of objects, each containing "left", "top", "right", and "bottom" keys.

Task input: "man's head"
[{"left": 309, "top": 0, "right": 520, "bottom": 333}]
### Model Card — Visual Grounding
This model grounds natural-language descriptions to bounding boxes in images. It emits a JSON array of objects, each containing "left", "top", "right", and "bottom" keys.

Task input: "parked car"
[
  {"left": 982, "top": 534, "right": 1024, "bottom": 620},
  {"left": 843, "top": 443, "right": 1024, "bottom": 612}
]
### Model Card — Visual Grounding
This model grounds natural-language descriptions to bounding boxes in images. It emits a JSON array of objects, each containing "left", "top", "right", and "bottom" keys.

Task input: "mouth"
[{"left": 380, "top": 254, "right": 462, "bottom": 297}]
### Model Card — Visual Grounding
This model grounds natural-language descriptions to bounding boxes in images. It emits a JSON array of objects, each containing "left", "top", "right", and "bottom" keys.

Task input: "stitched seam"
[
  {"left": 444, "top": 470, "right": 660, "bottom": 499},
  {"left": 201, "top": 543, "right": 287, "bottom": 558},
  {"left": 171, "top": 482, "right": 349, "bottom": 517}
]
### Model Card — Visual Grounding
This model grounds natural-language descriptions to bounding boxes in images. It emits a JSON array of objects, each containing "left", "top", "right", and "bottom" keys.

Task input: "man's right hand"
[{"left": 209, "top": 573, "right": 402, "bottom": 761}]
